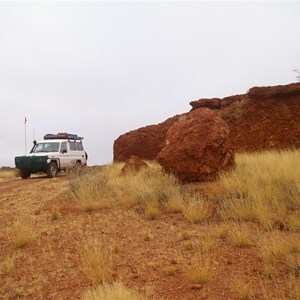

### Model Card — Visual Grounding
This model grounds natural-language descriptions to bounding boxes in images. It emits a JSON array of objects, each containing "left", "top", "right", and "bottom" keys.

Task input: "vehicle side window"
[
  {"left": 76, "top": 142, "right": 83, "bottom": 151},
  {"left": 69, "top": 142, "right": 76, "bottom": 151},
  {"left": 61, "top": 142, "right": 67, "bottom": 153}
]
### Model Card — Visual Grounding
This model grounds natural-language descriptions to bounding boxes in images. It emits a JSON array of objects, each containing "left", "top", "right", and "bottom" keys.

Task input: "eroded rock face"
[
  {"left": 190, "top": 98, "right": 221, "bottom": 110},
  {"left": 218, "top": 83, "right": 300, "bottom": 151},
  {"left": 121, "top": 155, "right": 148, "bottom": 175},
  {"left": 113, "top": 82, "right": 300, "bottom": 170},
  {"left": 190, "top": 82, "right": 300, "bottom": 151},
  {"left": 113, "top": 114, "right": 186, "bottom": 162},
  {"left": 157, "top": 108, "right": 235, "bottom": 182}
]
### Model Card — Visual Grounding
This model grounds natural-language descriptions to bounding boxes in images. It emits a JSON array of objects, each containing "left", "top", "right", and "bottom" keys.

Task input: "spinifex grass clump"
[
  {"left": 219, "top": 150, "right": 300, "bottom": 231},
  {"left": 81, "top": 282, "right": 147, "bottom": 300},
  {"left": 81, "top": 239, "right": 113, "bottom": 284},
  {"left": 69, "top": 168, "right": 111, "bottom": 212},
  {"left": 8, "top": 217, "right": 35, "bottom": 248},
  {"left": 188, "top": 252, "right": 213, "bottom": 284},
  {"left": 228, "top": 223, "right": 252, "bottom": 248},
  {"left": 0, "top": 167, "right": 19, "bottom": 178},
  {"left": 182, "top": 194, "right": 211, "bottom": 224},
  {"left": 109, "top": 163, "right": 184, "bottom": 216},
  {"left": 230, "top": 277, "right": 254, "bottom": 300},
  {"left": 258, "top": 233, "right": 300, "bottom": 276}
]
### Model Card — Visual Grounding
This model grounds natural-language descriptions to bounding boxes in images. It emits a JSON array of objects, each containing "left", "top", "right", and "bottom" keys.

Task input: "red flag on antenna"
[{"left": 24, "top": 116, "right": 27, "bottom": 124}]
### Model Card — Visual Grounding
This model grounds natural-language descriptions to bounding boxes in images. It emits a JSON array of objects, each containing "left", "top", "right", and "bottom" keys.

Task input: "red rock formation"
[
  {"left": 157, "top": 108, "right": 235, "bottom": 182},
  {"left": 247, "top": 83, "right": 300, "bottom": 99},
  {"left": 121, "top": 155, "right": 148, "bottom": 175},
  {"left": 114, "top": 82, "right": 300, "bottom": 166},
  {"left": 190, "top": 98, "right": 221, "bottom": 110},
  {"left": 113, "top": 114, "right": 186, "bottom": 162},
  {"left": 190, "top": 82, "right": 300, "bottom": 151}
]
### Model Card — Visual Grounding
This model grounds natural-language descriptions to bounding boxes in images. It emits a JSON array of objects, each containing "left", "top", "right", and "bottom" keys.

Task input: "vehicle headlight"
[{"left": 47, "top": 159, "right": 51, "bottom": 163}]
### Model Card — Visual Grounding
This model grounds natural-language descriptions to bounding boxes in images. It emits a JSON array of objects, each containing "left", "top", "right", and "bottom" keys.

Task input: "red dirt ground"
[{"left": 0, "top": 175, "right": 297, "bottom": 299}]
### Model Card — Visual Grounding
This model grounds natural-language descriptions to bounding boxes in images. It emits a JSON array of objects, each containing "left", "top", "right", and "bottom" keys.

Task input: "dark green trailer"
[{"left": 15, "top": 156, "right": 49, "bottom": 179}]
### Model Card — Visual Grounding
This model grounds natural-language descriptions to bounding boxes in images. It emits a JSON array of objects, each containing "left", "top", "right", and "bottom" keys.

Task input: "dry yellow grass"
[
  {"left": 215, "top": 223, "right": 230, "bottom": 240},
  {"left": 183, "top": 240, "right": 195, "bottom": 251},
  {"left": 81, "top": 282, "right": 147, "bottom": 300},
  {"left": 228, "top": 223, "right": 252, "bottom": 248},
  {"left": 188, "top": 253, "right": 213, "bottom": 284},
  {"left": 230, "top": 277, "right": 254, "bottom": 300},
  {"left": 179, "top": 230, "right": 192, "bottom": 241},
  {"left": 257, "top": 232, "right": 300, "bottom": 279},
  {"left": 258, "top": 233, "right": 288, "bottom": 265},
  {"left": 290, "top": 277, "right": 300, "bottom": 300},
  {"left": 7, "top": 217, "right": 35, "bottom": 248},
  {"left": 0, "top": 255, "right": 18, "bottom": 274},
  {"left": 51, "top": 206, "right": 60, "bottom": 221},
  {"left": 219, "top": 149, "right": 300, "bottom": 231},
  {"left": 163, "top": 195, "right": 184, "bottom": 213},
  {"left": 97, "top": 161, "right": 182, "bottom": 212},
  {"left": 182, "top": 195, "right": 211, "bottom": 224},
  {"left": 287, "top": 212, "right": 300, "bottom": 232},
  {"left": 110, "top": 241, "right": 120, "bottom": 254},
  {"left": 220, "top": 198, "right": 256, "bottom": 221},
  {"left": 164, "top": 265, "right": 177, "bottom": 276},
  {"left": 0, "top": 168, "right": 18, "bottom": 178},
  {"left": 201, "top": 236, "right": 218, "bottom": 253},
  {"left": 81, "top": 239, "right": 113, "bottom": 284},
  {"left": 259, "top": 276, "right": 300, "bottom": 300},
  {"left": 69, "top": 171, "right": 111, "bottom": 212},
  {"left": 144, "top": 204, "right": 160, "bottom": 220}
]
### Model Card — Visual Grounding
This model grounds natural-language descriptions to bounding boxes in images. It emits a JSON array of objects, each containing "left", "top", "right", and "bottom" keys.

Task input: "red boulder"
[
  {"left": 157, "top": 108, "right": 235, "bottom": 182},
  {"left": 121, "top": 155, "right": 148, "bottom": 175}
]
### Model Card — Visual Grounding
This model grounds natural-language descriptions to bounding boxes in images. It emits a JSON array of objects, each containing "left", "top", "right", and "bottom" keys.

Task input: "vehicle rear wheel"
[
  {"left": 20, "top": 169, "right": 31, "bottom": 179},
  {"left": 47, "top": 162, "right": 58, "bottom": 178},
  {"left": 75, "top": 161, "right": 82, "bottom": 168}
]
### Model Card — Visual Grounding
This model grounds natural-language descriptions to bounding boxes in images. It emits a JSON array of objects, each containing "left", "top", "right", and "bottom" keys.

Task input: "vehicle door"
[
  {"left": 59, "top": 142, "right": 72, "bottom": 168},
  {"left": 68, "top": 141, "right": 81, "bottom": 166}
]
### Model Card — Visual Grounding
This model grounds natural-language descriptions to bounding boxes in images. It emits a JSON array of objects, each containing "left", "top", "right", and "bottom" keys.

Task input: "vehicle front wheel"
[
  {"left": 47, "top": 162, "right": 58, "bottom": 178},
  {"left": 20, "top": 169, "right": 31, "bottom": 179}
]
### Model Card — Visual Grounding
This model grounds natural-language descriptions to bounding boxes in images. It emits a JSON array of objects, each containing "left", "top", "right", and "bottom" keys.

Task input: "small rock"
[
  {"left": 191, "top": 284, "right": 203, "bottom": 290},
  {"left": 121, "top": 155, "right": 148, "bottom": 175}
]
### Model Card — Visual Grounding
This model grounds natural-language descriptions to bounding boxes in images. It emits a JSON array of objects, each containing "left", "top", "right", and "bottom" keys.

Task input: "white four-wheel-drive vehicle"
[{"left": 15, "top": 133, "right": 87, "bottom": 179}]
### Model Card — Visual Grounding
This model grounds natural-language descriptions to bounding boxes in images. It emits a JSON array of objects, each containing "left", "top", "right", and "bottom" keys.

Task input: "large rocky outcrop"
[
  {"left": 191, "top": 82, "right": 300, "bottom": 151},
  {"left": 157, "top": 109, "right": 235, "bottom": 182},
  {"left": 113, "top": 82, "right": 300, "bottom": 163},
  {"left": 113, "top": 114, "right": 186, "bottom": 162}
]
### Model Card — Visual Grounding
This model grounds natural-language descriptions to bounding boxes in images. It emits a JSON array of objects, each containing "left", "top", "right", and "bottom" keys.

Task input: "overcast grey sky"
[{"left": 0, "top": 1, "right": 299, "bottom": 167}]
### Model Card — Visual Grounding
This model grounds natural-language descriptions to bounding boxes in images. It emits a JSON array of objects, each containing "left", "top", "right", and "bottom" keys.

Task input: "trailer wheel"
[
  {"left": 47, "top": 162, "right": 58, "bottom": 178},
  {"left": 20, "top": 169, "right": 31, "bottom": 179}
]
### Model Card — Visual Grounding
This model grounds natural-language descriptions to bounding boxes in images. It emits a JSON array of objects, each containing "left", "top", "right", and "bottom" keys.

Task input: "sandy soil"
[{"left": 0, "top": 175, "right": 297, "bottom": 299}]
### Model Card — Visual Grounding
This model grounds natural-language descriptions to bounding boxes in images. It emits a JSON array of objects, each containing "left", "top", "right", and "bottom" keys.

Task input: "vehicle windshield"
[{"left": 32, "top": 142, "right": 60, "bottom": 153}]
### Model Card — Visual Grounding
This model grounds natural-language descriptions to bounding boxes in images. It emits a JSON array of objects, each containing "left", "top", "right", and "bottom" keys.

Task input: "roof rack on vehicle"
[{"left": 43, "top": 133, "right": 84, "bottom": 140}]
